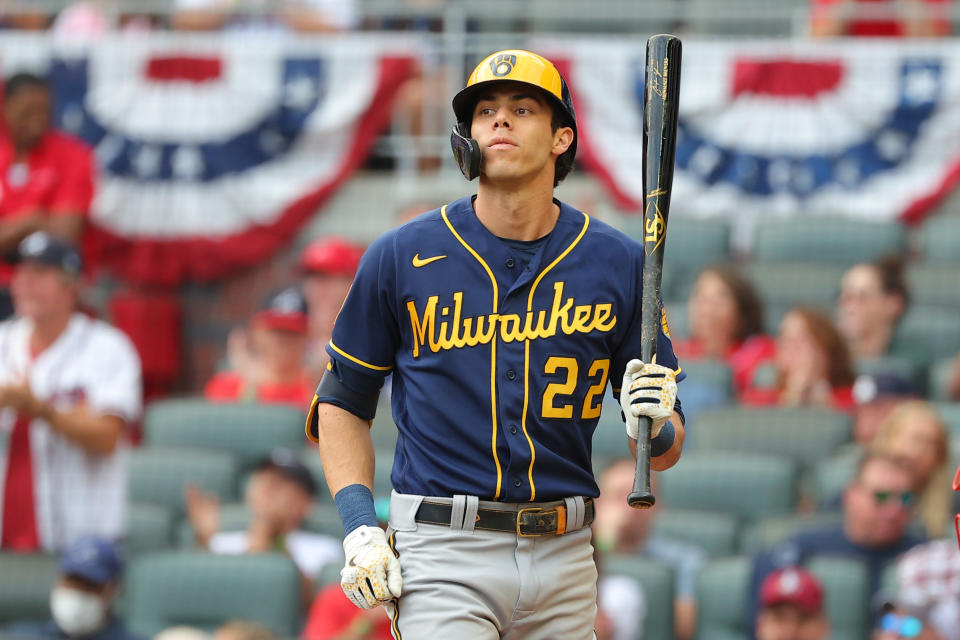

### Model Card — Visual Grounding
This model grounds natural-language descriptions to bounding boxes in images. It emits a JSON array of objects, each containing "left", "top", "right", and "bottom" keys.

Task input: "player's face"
[
  {"left": 756, "top": 604, "right": 828, "bottom": 640},
  {"left": 845, "top": 458, "right": 915, "bottom": 546},
  {"left": 837, "top": 265, "right": 901, "bottom": 342},
  {"left": 2, "top": 85, "right": 50, "bottom": 151},
  {"left": 688, "top": 270, "right": 739, "bottom": 352},
  {"left": 10, "top": 262, "right": 76, "bottom": 322},
  {"left": 470, "top": 82, "right": 572, "bottom": 186}
]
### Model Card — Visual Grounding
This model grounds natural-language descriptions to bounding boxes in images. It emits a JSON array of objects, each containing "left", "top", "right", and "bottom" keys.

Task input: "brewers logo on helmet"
[{"left": 450, "top": 49, "right": 577, "bottom": 183}]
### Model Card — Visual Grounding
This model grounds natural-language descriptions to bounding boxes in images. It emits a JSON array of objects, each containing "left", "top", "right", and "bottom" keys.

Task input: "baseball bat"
[{"left": 628, "top": 34, "right": 682, "bottom": 510}]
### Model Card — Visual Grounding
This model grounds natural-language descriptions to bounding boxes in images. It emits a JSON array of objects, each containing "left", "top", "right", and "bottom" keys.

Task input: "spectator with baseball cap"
[
  {"left": 852, "top": 372, "right": 919, "bottom": 445},
  {"left": 0, "top": 72, "right": 95, "bottom": 320},
  {"left": 297, "top": 237, "right": 365, "bottom": 379},
  {"left": 205, "top": 286, "right": 315, "bottom": 410},
  {"left": 1, "top": 536, "right": 141, "bottom": 639},
  {"left": 185, "top": 448, "right": 341, "bottom": 611},
  {"left": 756, "top": 567, "right": 830, "bottom": 640},
  {"left": 0, "top": 231, "right": 141, "bottom": 551}
]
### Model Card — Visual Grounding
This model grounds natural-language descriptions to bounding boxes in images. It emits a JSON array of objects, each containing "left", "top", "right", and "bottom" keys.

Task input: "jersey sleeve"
[
  {"left": 610, "top": 250, "right": 685, "bottom": 398},
  {"left": 86, "top": 328, "right": 143, "bottom": 423},
  {"left": 50, "top": 142, "right": 95, "bottom": 216},
  {"left": 325, "top": 232, "right": 400, "bottom": 377}
]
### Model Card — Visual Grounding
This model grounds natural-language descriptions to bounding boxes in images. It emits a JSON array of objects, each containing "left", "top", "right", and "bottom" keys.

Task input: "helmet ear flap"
[{"left": 450, "top": 123, "right": 482, "bottom": 181}]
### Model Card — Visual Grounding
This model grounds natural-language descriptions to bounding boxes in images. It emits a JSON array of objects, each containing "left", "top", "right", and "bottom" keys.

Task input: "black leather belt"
[{"left": 415, "top": 499, "right": 594, "bottom": 536}]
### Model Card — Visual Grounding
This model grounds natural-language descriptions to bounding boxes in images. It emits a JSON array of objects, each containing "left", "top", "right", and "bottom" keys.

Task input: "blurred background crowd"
[{"left": 1, "top": 1, "right": 960, "bottom": 639}]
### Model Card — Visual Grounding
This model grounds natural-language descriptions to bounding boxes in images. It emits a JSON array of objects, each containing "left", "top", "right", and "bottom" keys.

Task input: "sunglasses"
[
  {"left": 870, "top": 490, "right": 915, "bottom": 507},
  {"left": 879, "top": 613, "right": 923, "bottom": 638},
  {"left": 953, "top": 464, "right": 960, "bottom": 552}
]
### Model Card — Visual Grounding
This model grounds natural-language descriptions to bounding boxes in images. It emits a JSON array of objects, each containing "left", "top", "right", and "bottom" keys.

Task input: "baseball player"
[{"left": 307, "top": 49, "right": 685, "bottom": 639}]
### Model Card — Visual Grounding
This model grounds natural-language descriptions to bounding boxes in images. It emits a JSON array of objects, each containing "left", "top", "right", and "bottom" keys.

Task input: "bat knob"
[{"left": 627, "top": 491, "right": 656, "bottom": 509}]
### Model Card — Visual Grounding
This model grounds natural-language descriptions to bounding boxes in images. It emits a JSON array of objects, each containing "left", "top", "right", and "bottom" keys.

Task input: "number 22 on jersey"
[{"left": 541, "top": 356, "right": 610, "bottom": 420}]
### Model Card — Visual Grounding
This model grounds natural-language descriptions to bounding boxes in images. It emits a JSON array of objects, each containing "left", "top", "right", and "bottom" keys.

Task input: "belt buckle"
[{"left": 516, "top": 506, "right": 567, "bottom": 537}]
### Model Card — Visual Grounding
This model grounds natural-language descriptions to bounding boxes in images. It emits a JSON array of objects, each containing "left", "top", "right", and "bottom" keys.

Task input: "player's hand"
[
  {"left": 620, "top": 358, "right": 677, "bottom": 440},
  {"left": 340, "top": 525, "right": 402, "bottom": 609}
]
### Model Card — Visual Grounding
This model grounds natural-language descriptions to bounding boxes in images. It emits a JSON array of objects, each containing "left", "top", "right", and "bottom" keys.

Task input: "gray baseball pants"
[{"left": 383, "top": 491, "right": 598, "bottom": 640}]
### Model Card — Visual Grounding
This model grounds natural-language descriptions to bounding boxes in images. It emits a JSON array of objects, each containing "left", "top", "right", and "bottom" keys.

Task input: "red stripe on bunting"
[
  {"left": 92, "top": 56, "right": 414, "bottom": 287},
  {"left": 731, "top": 59, "right": 844, "bottom": 99},
  {"left": 146, "top": 56, "right": 223, "bottom": 83}
]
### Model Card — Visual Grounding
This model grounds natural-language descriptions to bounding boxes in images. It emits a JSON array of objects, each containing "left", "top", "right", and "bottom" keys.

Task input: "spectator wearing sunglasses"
[
  {"left": 873, "top": 604, "right": 944, "bottom": 640},
  {"left": 744, "top": 452, "right": 924, "bottom": 637},
  {"left": 894, "top": 539, "right": 960, "bottom": 640}
]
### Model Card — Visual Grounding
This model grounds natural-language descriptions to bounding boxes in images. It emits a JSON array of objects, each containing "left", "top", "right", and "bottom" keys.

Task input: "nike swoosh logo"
[{"left": 412, "top": 253, "right": 447, "bottom": 267}]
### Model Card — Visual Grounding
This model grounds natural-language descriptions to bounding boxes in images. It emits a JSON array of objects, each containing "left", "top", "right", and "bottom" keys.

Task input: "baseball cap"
[
  {"left": 59, "top": 537, "right": 123, "bottom": 586},
  {"left": 853, "top": 372, "right": 918, "bottom": 405},
  {"left": 17, "top": 231, "right": 83, "bottom": 276},
  {"left": 252, "top": 287, "right": 308, "bottom": 333},
  {"left": 298, "top": 237, "right": 364, "bottom": 276},
  {"left": 256, "top": 448, "right": 318, "bottom": 497},
  {"left": 760, "top": 567, "right": 823, "bottom": 614}
]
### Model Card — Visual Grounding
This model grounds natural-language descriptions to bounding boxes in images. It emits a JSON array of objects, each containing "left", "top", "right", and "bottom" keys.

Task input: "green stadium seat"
[
  {"left": 664, "top": 301, "right": 688, "bottom": 340},
  {"left": 658, "top": 452, "right": 798, "bottom": 521},
  {"left": 689, "top": 407, "right": 851, "bottom": 469},
  {"left": 891, "top": 307, "right": 960, "bottom": 366},
  {"left": 620, "top": 217, "right": 731, "bottom": 302},
  {"left": 652, "top": 509, "right": 739, "bottom": 557},
  {"left": 753, "top": 218, "right": 905, "bottom": 265},
  {"left": 127, "top": 502, "right": 177, "bottom": 553},
  {"left": 906, "top": 265, "right": 960, "bottom": 308},
  {"left": 301, "top": 452, "right": 329, "bottom": 502},
  {"left": 927, "top": 357, "right": 957, "bottom": 402},
  {"left": 144, "top": 399, "right": 306, "bottom": 469},
  {"left": 593, "top": 404, "right": 633, "bottom": 467},
  {"left": 695, "top": 555, "right": 750, "bottom": 640},
  {"left": 126, "top": 551, "right": 301, "bottom": 637},
  {"left": 370, "top": 402, "right": 399, "bottom": 453},
  {"left": 677, "top": 359, "right": 733, "bottom": 400},
  {"left": 744, "top": 263, "right": 844, "bottom": 312},
  {"left": 932, "top": 402, "right": 960, "bottom": 437},
  {"left": 739, "top": 513, "right": 844, "bottom": 555},
  {"left": 855, "top": 356, "right": 923, "bottom": 388},
  {"left": 919, "top": 216, "right": 960, "bottom": 262},
  {"left": 810, "top": 449, "right": 860, "bottom": 510},
  {"left": 0, "top": 553, "right": 59, "bottom": 623},
  {"left": 602, "top": 553, "right": 674, "bottom": 640},
  {"left": 128, "top": 447, "right": 239, "bottom": 514},
  {"left": 807, "top": 556, "right": 871, "bottom": 640}
]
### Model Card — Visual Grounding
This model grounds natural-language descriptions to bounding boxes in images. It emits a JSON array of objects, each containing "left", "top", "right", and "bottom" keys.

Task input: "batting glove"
[
  {"left": 620, "top": 358, "right": 678, "bottom": 440},
  {"left": 340, "top": 525, "right": 402, "bottom": 609}
]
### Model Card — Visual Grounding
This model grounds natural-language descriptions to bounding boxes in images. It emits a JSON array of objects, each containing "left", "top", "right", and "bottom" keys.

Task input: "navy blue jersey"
[{"left": 309, "top": 195, "right": 683, "bottom": 502}]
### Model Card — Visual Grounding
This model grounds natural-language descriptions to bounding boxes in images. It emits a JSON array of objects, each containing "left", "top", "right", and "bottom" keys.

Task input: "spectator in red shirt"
[
  {"left": 205, "top": 287, "right": 314, "bottom": 410},
  {"left": 743, "top": 307, "right": 856, "bottom": 411},
  {"left": 673, "top": 265, "right": 775, "bottom": 396},
  {"left": 302, "top": 584, "right": 393, "bottom": 640},
  {"left": 298, "top": 237, "right": 364, "bottom": 379},
  {"left": 0, "top": 72, "right": 94, "bottom": 319},
  {"left": 811, "top": 0, "right": 952, "bottom": 37}
]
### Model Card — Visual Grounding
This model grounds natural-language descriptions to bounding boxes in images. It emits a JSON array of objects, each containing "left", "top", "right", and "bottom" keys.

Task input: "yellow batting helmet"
[{"left": 450, "top": 49, "right": 577, "bottom": 183}]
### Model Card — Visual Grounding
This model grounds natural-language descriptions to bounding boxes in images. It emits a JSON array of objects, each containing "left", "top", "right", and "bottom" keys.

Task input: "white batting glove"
[
  {"left": 340, "top": 525, "right": 402, "bottom": 609},
  {"left": 620, "top": 358, "right": 678, "bottom": 440}
]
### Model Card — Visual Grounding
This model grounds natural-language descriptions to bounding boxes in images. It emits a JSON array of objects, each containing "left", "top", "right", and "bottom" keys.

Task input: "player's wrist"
[{"left": 335, "top": 484, "right": 379, "bottom": 536}]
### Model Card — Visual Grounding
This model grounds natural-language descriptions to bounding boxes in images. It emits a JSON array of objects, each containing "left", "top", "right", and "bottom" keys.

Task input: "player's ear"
[{"left": 551, "top": 126, "right": 574, "bottom": 157}]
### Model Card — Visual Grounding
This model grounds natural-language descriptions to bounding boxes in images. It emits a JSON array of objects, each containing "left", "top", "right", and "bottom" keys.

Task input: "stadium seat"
[
  {"left": 932, "top": 402, "right": 960, "bottom": 437},
  {"left": 919, "top": 216, "right": 960, "bottom": 262},
  {"left": 891, "top": 307, "right": 960, "bottom": 366},
  {"left": 126, "top": 551, "right": 301, "bottom": 637},
  {"left": 300, "top": 452, "right": 328, "bottom": 502},
  {"left": 127, "top": 502, "right": 177, "bottom": 553},
  {"left": 738, "top": 512, "right": 844, "bottom": 555},
  {"left": 744, "top": 263, "right": 844, "bottom": 312},
  {"left": 695, "top": 555, "right": 751, "bottom": 640},
  {"left": 677, "top": 359, "right": 734, "bottom": 400},
  {"left": 927, "top": 357, "right": 957, "bottom": 402},
  {"left": 855, "top": 356, "right": 922, "bottom": 388},
  {"left": 664, "top": 301, "right": 688, "bottom": 339},
  {"left": 689, "top": 407, "right": 851, "bottom": 469},
  {"left": 593, "top": 404, "right": 633, "bottom": 467},
  {"left": 602, "top": 553, "right": 674, "bottom": 640},
  {"left": 807, "top": 556, "right": 871, "bottom": 640},
  {"left": 0, "top": 553, "right": 59, "bottom": 623},
  {"left": 752, "top": 218, "right": 905, "bottom": 265},
  {"left": 906, "top": 264, "right": 960, "bottom": 308},
  {"left": 658, "top": 452, "right": 798, "bottom": 522},
  {"left": 144, "top": 399, "right": 306, "bottom": 469},
  {"left": 128, "top": 447, "right": 240, "bottom": 514},
  {"left": 620, "top": 216, "right": 731, "bottom": 302},
  {"left": 652, "top": 509, "right": 739, "bottom": 557},
  {"left": 370, "top": 402, "right": 399, "bottom": 453},
  {"left": 810, "top": 448, "right": 860, "bottom": 510}
]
